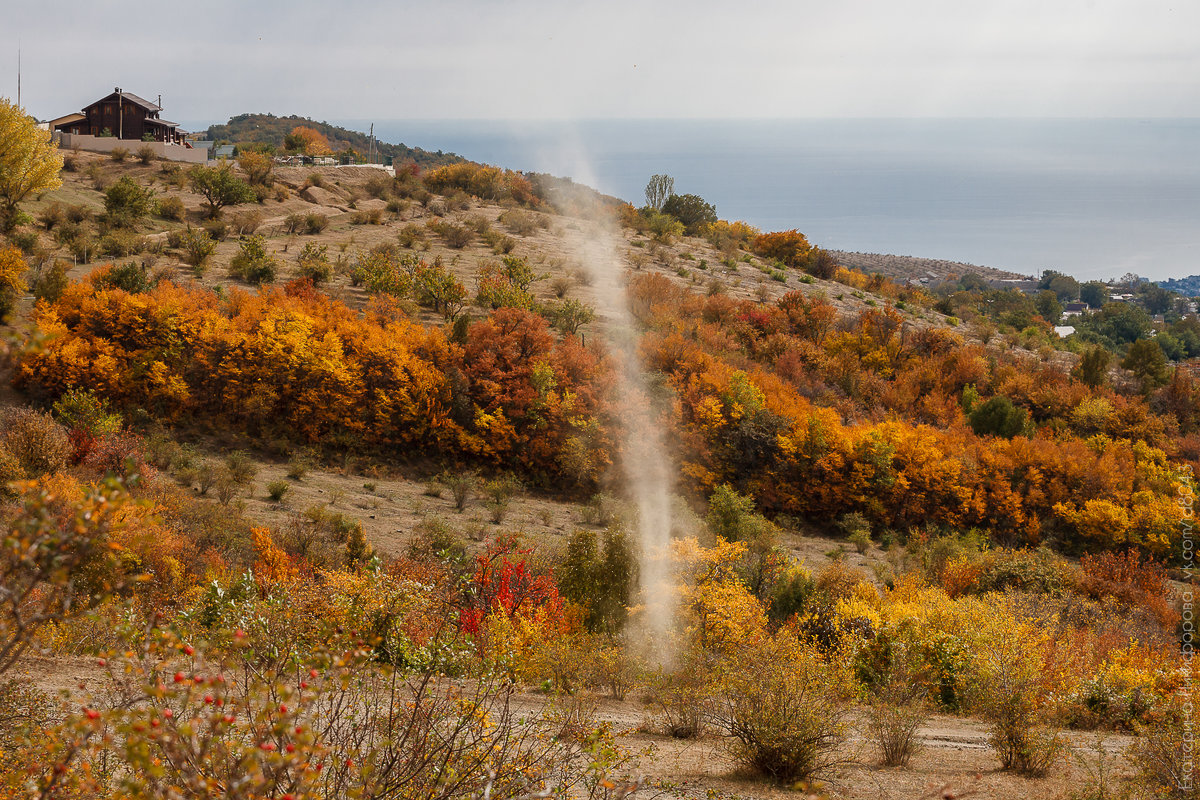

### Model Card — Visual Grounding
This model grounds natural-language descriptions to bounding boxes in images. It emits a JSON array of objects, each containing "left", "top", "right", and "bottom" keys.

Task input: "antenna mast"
[{"left": 16, "top": 44, "right": 20, "bottom": 109}]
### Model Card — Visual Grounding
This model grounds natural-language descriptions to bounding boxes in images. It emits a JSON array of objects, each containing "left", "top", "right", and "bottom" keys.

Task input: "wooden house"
[{"left": 53, "top": 88, "right": 183, "bottom": 144}]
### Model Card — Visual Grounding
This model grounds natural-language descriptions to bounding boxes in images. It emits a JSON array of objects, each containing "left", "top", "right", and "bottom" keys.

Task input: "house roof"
[
  {"left": 90, "top": 89, "right": 162, "bottom": 113},
  {"left": 145, "top": 117, "right": 179, "bottom": 128},
  {"left": 49, "top": 113, "right": 86, "bottom": 128}
]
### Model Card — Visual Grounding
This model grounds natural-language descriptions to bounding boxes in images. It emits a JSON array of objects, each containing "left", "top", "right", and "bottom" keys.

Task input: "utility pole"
[{"left": 16, "top": 45, "right": 20, "bottom": 109}]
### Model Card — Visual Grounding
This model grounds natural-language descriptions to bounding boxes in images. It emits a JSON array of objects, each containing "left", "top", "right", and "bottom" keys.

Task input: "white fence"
[{"left": 57, "top": 133, "right": 208, "bottom": 164}]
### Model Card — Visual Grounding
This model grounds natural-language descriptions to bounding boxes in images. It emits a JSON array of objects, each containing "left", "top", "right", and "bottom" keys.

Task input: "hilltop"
[
  {"left": 1157, "top": 273, "right": 1200, "bottom": 297},
  {"left": 205, "top": 113, "right": 466, "bottom": 167},
  {"left": 829, "top": 249, "right": 1030, "bottom": 285}
]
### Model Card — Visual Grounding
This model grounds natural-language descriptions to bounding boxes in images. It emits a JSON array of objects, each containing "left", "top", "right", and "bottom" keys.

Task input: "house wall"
[
  {"left": 57, "top": 134, "right": 207, "bottom": 164},
  {"left": 81, "top": 100, "right": 148, "bottom": 140}
]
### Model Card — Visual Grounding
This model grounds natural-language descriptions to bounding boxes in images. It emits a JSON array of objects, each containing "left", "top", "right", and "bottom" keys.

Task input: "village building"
[{"left": 50, "top": 88, "right": 206, "bottom": 163}]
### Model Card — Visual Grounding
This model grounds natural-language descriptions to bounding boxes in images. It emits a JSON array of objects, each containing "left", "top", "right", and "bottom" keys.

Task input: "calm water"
[{"left": 338, "top": 119, "right": 1199, "bottom": 282}]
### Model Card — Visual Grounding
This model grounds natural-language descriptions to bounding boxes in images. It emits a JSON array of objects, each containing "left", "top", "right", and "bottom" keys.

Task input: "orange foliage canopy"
[
  {"left": 626, "top": 273, "right": 1189, "bottom": 557},
  {"left": 288, "top": 126, "right": 331, "bottom": 156},
  {"left": 17, "top": 277, "right": 614, "bottom": 485},
  {"left": 752, "top": 229, "right": 811, "bottom": 267}
]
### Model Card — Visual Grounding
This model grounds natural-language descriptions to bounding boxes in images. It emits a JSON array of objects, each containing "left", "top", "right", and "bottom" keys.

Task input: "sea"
[{"left": 204, "top": 118, "right": 1200, "bottom": 283}]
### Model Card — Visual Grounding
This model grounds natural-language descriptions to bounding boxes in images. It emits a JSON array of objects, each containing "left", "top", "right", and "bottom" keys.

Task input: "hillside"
[
  {"left": 1158, "top": 273, "right": 1200, "bottom": 296},
  {"left": 205, "top": 113, "right": 466, "bottom": 167},
  {"left": 0, "top": 142, "right": 1192, "bottom": 800},
  {"left": 829, "top": 249, "right": 1030, "bottom": 284}
]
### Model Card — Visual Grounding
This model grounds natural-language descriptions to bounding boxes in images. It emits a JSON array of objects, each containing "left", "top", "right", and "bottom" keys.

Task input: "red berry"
[
  {"left": 96, "top": 658, "right": 107, "bottom": 667},
  {"left": 173, "top": 671, "right": 186, "bottom": 683},
  {"left": 309, "top": 669, "right": 319, "bottom": 679},
  {"left": 259, "top": 742, "right": 276, "bottom": 752},
  {"left": 300, "top": 681, "right": 308, "bottom": 689},
  {"left": 204, "top": 695, "right": 214, "bottom": 704},
  {"left": 183, "top": 645, "right": 194, "bottom": 656},
  {"left": 285, "top": 743, "right": 296, "bottom": 753},
  {"left": 234, "top": 629, "right": 246, "bottom": 639},
  {"left": 163, "top": 709, "right": 173, "bottom": 719},
  {"left": 84, "top": 708, "right": 100, "bottom": 720},
  {"left": 223, "top": 714, "right": 235, "bottom": 724}
]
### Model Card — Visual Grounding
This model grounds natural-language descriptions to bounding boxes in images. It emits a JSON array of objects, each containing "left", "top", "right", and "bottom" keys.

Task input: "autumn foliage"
[
  {"left": 286, "top": 125, "right": 332, "bottom": 156},
  {"left": 17, "top": 276, "right": 614, "bottom": 486},
  {"left": 629, "top": 274, "right": 1192, "bottom": 558}
]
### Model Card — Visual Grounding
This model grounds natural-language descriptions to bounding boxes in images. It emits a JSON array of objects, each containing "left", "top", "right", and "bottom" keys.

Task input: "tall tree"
[
  {"left": 1121, "top": 338, "right": 1169, "bottom": 394},
  {"left": 1073, "top": 347, "right": 1111, "bottom": 388},
  {"left": 188, "top": 164, "right": 255, "bottom": 218},
  {"left": 0, "top": 98, "right": 63, "bottom": 230},
  {"left": 1035, "top": 290, "right": 1063, "bottom": 322},
  {"left": 644, "top": 173, "right": 674, "bottom": 211},
  {"left": 662, "top": 192, "right": 717, "bottom": 234},
  {"left": 285, "top": 126, "right": 332, "bottom": 156},
  {"left": 1080, "top": 281, "right": 1108, "bottom": 309}
]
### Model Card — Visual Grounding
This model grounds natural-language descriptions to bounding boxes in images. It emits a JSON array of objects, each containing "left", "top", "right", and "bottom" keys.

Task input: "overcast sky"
[{"left": 4, "top": 0, "right": 1198, "bottom": 123}]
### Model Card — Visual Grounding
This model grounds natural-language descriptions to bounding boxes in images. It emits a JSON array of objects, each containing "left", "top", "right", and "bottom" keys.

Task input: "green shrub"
[
  {"left": 849, "top": 529, "right": 872, "bottom": 554},
  {"left": 482, "top": 474, "right": 522, "bottom": 524},
  {"left": 974, "top": 638, "right": 1066, "bottom": 777},
  {"left": 103, "top": 176, "right": 155, "bottom": 226},
  {"left": 304, "top": 213, "right": 329, "bottom": 234},
  {"left": 30, "top": 260, "right": 68, "bottom": 303},
  {"left": 177, "top": 227, "right": 216, "bottom": 271},
  {"left": 156, "top": 195, "right": 185, "bottom": 221},
  {"left": 266, "top": 480, "right": 290, "bottom": 502},
  {"left": 224, "top": 450, "right": 258, "bottom": 486},
  {"left": 296, "top": 242, "right": 332, "bottom": 284},
  {"left": 230, "top": 209, "right": 264, "bottom": 236},
  {"left": 94, "top": 261, "right": 154, "bottom": 294},
  {"left": 110, "top": 146, "right": 129, "bottom": 162},
  {"left": 712, "top": 640, "right": 849, "bottom": 783},
  {"left": 968, "top": 396, "right": 1028, "bottom": 439},
  {"left": 434, "top": 222, "right": 472, "bottom": 249},
  {"left": 769, "top": 565, "right": 816, "bottom": 624},
  {"left": 350, "top": 208, "right": 384, "bottom": 225},
  {"left": 201, "top": 218, "right": 228, "bottom": 241},
  {"left": 286, "top": 454, "right": 312, "bottom": 480},
  {"left": 440, "top": 470, "right": 477, "bottom": 512},
  {"left": 396, "top": 223, "right": 426, "bottom": 248},
  {"left": 38, "top": 202, "right": 67, "bottom": 231},
  {"left": 136, "top": 144, "right": 156, "bottom": 165},
  {"left": 99, "top": 229, "right": 145, "bottom": 256},
  {"left": 229, "top": 235, "right": 277, "bottom": 285},
  {"left": 558, "top": 527, "right": 636, "bottom": 634},
  {"left": 1130, "top": 701, "right": 1200, "bottom": 799},
  {"left": 52, "top": 388, "right": 122, "bottom": 436}
]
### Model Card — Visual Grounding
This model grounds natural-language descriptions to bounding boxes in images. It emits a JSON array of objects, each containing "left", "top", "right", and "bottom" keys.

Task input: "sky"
[{"left": 4, "top": 0, "right": 1199, "bottom": 123}]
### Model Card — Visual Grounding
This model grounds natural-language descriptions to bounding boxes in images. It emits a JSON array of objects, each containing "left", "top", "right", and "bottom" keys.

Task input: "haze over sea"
[{"left": 339, "top": 118, "right": 1198, "bottom": 284}]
